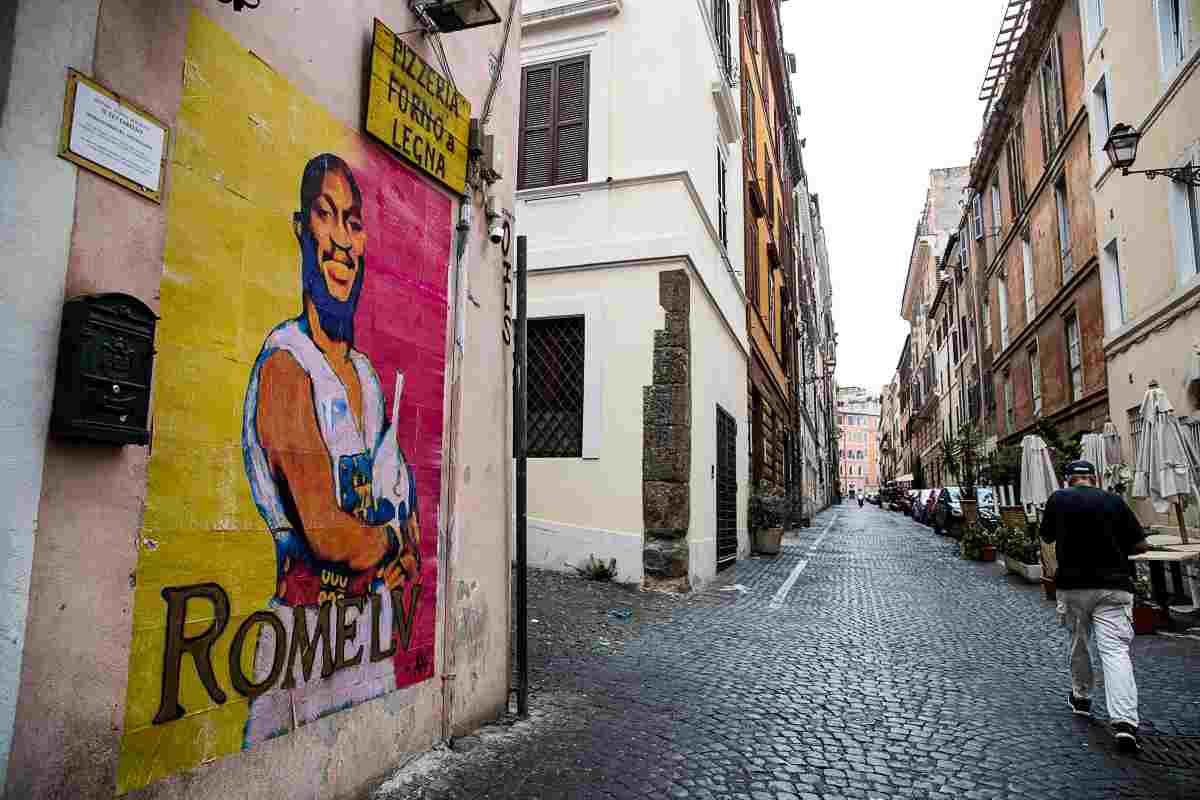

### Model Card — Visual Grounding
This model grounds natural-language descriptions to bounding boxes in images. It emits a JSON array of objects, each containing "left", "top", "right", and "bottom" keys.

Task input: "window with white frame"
[
  {"left": 1091, "top": 72, "right": 1112, "bottom": 162},
  {"left": 1085, "top": 0, "right": 1105, "bottom": 51},
  {"left": 716, "top": 142, "right": 728, "bottom": 250},
  {"left": 1172, "top": 158, "right": 1200, "bottom": 281},
  {"left": 1066, "top": 311, "right": 1083, "bottom": 402},
  {"left": 998, "top": 273, "right": 1010, "bottom": 349},
  {"left": 1102, "top": 238, "right": 1127, "bottom": 333},
  {"left": 1157, "top": 0, "right": 1192, "bottom": 77},
  {"left": 959, "top": 226, "right": 969, "bottom": 270},
  {"left": 991, "top": 176, "right": 1002, "bottom": 233},
  {"left": 1004, "top": 372, "right": 1014, "bottom": 433},
  {"left": 1055, "top": 174, "right": 1073, "bottom": 280},
  {"left": 982, "top": 297, "right": 992, "bottom": 348},
  {"left": 972, "top": 194, "right": 984, "bottom": 240},
  {"left": 712, "top": 0, "right": 733, "bottom": 82},
  {"left": 1029, "top": 339, "right": 1042, "bottom": 417},
  {"left": 1022, "top": 234, "right": 1036, "bottom": 322},
  {"left": 1038, "top": 35, "right": 1067, "bottom": 161}
]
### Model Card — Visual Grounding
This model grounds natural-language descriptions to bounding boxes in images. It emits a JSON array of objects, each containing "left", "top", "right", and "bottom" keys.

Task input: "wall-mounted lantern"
[
  {"left": 51, "top": 293, "right": 157, "bottom": 446},
  {"left": 1104, "top": 123, "right": 1200, "bottom": 186}
]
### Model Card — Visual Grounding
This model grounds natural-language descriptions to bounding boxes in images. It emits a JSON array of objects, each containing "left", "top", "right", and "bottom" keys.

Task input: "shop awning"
[{"left": 895, "top": 473, "right": 914, "bottom": 484}]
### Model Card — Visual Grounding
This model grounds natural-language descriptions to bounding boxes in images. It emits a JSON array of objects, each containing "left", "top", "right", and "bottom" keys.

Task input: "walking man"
[{"left": 1040, "top": 460, "right": 1149, "bottom": 753}]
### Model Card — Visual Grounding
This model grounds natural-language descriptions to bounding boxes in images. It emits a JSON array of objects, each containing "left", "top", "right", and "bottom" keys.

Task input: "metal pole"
[{"left": 514, "top": 235, "right": 529, "bottom": 718}]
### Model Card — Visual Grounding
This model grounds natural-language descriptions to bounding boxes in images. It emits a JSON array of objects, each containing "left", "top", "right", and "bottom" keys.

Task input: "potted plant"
[
  {"left": 1132, "top": 574, "right": 1162, "bottom": 635},
  {"left": 749, "top": 486, "right": 786, "bottom": 555},
  {"left": 997, "top": 524, "right": 1042, "bottom": 583},
  {"left": 958, "top": 523, "right": 994, "bottom": 562}
]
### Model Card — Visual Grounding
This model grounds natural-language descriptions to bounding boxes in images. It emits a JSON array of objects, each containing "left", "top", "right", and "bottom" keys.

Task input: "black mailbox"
[{"left": 51, "top": 293, "right": 157, "bottom": 445}]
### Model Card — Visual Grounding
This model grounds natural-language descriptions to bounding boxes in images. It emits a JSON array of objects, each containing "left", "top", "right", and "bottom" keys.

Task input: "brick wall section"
[
  {"left": 983, "top": 0, "right": 1108, "bottom": 446},
  {"left": 643, "top": 270, "right": 692, "bottom": 580}
]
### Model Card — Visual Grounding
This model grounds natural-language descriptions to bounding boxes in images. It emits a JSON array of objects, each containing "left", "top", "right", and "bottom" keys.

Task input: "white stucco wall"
[
  {"left": 688, "top": 275, "right": 750, "bottom": 586},
  {"left": 1085, "top": 0, "right": 1200, "bottom": 522},
  {"left": 523, "top": 265, "right": 659, "bottom": 583},
  {"left": 517, "top": 1, "right": 747, "bottom": 583},
  {"left": 0, "top": 0, "right": 99, "bottom": 786}
]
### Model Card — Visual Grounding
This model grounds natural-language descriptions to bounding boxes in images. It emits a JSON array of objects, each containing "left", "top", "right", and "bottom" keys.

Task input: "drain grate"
[{"left": 1138, "top": 735, "right": 1200, "bottom": 768}]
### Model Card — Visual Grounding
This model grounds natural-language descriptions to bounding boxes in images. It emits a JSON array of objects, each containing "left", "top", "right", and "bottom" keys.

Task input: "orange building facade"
[{"left": 740, "top": 0, "right": 802, "bottom": 495}]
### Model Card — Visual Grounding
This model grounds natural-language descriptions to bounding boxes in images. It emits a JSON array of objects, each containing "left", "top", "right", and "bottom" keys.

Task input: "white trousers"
[{"left": 1060, "top": 588, "right": 1139, "bottom": 726}]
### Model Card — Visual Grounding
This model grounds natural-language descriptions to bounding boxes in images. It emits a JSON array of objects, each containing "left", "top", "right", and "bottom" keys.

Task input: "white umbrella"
[
  {"left": 1022, "top": 435, "right": 1061, "bottom": 582},
  {"left": 1021, "top": 434, "right": 1059, "bottom": 510},
  {"left": 1131, "top": 381, "right": 1200, "bottom": 544},
  {"left": 1081, "top": 433, "right": 1109, "bottom": 492},
  {"left": 1103, "top": 420, "right": 1123, "bottom": 467}
]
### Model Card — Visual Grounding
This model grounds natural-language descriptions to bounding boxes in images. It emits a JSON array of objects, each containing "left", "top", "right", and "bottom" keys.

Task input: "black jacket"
[{"left": 1040, "top": 485, "right": 1145, "bottom": 592}]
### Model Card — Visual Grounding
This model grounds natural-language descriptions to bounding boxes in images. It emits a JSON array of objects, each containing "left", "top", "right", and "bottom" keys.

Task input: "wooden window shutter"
[
  {"left": 554, "top": 57, "right": 589, "bottom": 184},
  {"left": 518, "top": 57, "right": 589, "bottom": 190},
  {"left": 745, "top": 215, "right": 758, "bottom": 306}
]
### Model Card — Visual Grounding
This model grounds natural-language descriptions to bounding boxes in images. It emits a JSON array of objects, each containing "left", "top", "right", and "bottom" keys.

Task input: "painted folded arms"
[{"left": 256, "top": 350, "right": 418, "bottom": 584}]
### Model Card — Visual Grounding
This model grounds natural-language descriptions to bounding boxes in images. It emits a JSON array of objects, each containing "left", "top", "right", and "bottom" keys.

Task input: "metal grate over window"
[{"left": 527, "top": 316, "right": 585, "bottom": 458}]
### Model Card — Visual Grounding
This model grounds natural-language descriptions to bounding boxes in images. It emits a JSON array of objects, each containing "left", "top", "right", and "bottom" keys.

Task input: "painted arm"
[{"left": 256, "top": 350, "right": 391, "bottom": 570}]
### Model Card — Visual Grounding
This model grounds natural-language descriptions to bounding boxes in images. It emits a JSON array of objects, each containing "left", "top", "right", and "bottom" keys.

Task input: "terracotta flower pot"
[
  {"left": 1132, "top": 606, "right": 1162, "bottom": 635},
  {"left": 754, "top": 527, "right": 784, "bottom": 555},
  {"left": 980, "top": 544, "right": 995, "bottom": 562}
]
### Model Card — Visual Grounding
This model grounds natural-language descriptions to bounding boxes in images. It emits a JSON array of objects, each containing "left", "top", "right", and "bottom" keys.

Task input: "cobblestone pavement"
[{"left": 373, "top": 506, "right": 1200, "bottom": 800}]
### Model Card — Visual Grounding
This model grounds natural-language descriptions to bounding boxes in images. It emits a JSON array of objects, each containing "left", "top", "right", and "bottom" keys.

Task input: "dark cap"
[{"left": 1064, "top": 460, "right": 1097, "bottom": 478}]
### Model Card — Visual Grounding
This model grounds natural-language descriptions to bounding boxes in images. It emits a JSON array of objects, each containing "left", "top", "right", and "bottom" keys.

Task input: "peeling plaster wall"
[
  {"left": 0, "top": 0, "right": 100, "bottom": 790},
  {"left": 5, "top": 2, "right": 516, "bottom": 797}
]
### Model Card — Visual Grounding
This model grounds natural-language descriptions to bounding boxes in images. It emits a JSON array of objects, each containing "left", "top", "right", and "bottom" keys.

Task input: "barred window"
[{"left": 527, "top": 316, "right": 585, "bottom": 457}]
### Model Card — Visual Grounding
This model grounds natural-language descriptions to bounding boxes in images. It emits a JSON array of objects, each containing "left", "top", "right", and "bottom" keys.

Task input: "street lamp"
[{"left": 1104, "top": 123, "right": 1200, "bottom": 186}]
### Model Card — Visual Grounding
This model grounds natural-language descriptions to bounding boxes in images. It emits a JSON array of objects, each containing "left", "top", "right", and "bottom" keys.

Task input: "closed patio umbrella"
[
  {"left": 1132, "top": 380, "right": 1200, "bottom": 544},
  {"left": 1022, "top": 434, "right": 1061, "bottom": 585},
  {"left": 1020, "top": 435, "right": 1059, "bottom": 510},
  {"left": 1103, "top": 419, "right": 1123, "bottom": 466},
  {"left": 1081, "top": 433, "right": 1109, "bottom": 492}
]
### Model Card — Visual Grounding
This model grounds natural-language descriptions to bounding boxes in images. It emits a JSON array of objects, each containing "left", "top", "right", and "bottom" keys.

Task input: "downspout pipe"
[{"left": 439, "top": 197, "right": 472, "bottom": 742}]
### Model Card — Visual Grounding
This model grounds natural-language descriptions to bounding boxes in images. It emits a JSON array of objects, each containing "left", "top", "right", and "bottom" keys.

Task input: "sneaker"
[
  {"left": 1067, "top": 694, "right": 1092, "bottom": 717},
  {"left": 1113, "top": 721, "right": 1141, "bottom": 753}
]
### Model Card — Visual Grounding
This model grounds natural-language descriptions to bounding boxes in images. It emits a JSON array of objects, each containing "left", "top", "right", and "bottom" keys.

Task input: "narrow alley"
[{"left": 376, "top": 506, "right": 1200, "bottom": 800}]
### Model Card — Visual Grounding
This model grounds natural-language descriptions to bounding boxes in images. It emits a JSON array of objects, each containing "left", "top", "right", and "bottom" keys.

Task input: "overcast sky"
[{"left": 781, "top": 1, "right": 1007, "bottom": 395}]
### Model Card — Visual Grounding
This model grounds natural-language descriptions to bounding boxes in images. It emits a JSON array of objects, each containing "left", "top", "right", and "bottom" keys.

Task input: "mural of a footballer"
[{"left": 241, "top": 153, "right": 423, "bottom": 744}]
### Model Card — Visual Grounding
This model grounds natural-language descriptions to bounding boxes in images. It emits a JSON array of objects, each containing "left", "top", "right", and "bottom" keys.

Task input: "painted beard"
[{"left": 299, "top": 227, "right": 365, "bottom": 343}]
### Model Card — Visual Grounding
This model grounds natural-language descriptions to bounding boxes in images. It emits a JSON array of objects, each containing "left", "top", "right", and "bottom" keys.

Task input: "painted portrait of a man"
[{"left": 240, "top": 153, "right": 423, "bottom": 743}]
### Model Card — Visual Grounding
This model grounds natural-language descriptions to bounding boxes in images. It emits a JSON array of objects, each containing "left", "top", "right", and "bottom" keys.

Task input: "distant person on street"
[
  {"left": 858, "top": 496, "right": 864, "bottom": 508},
  {"left": 1040, "top": 460, "right": 1149, "bottom": 753}
]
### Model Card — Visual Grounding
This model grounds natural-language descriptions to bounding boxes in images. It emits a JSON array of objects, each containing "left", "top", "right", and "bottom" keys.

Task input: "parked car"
[
  {"left": 922, "top": 489, "right": 940, "bottom": 525},
  {"left": 932, "top": 487, "right": 961, "bottom": 537},
  {"left": 934, "top": 486, "right": 999, "bottom": 537},
  {"left": 912, "top": 489, "right": 936, "bottom": 524}
]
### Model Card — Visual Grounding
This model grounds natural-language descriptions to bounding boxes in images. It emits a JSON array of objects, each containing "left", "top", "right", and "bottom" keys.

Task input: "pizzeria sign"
[{"left": 366, "top": 18, "right": 471, "bottom": 193}]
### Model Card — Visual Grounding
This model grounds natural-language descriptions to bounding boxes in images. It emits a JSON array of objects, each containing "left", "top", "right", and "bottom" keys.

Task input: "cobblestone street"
[{"left": 374, "top": 506, "right": 1200, "bottom": 800}]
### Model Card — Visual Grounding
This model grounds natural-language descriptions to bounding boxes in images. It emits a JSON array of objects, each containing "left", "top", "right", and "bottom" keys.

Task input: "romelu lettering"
[{"left": 152, "top": 582, "right": 421, "bottom": 725}]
